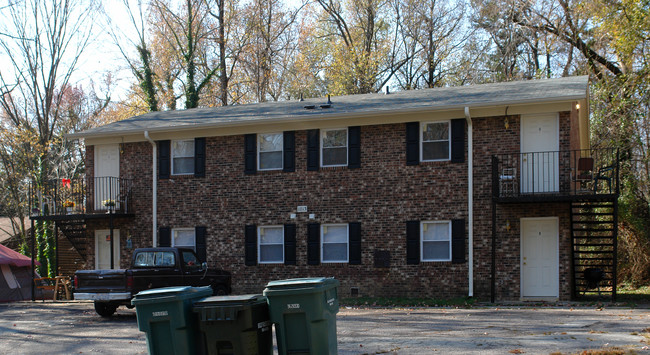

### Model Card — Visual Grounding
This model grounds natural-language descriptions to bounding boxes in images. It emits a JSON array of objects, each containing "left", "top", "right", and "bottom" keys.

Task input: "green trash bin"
[
  {"left": 193, "top": 294, "right": 272, "bottom": 355},
  {"left": 263, "top": 277, "right": 340, "bottom": 355},
  {"left": 132, "top": 286, "right": 213, "bottom": 355}
]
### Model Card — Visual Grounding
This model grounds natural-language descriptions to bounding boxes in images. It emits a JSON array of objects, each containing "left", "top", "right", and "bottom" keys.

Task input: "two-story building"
[{"left": 31, "top": 76, "right": 619, "bottom": 301}]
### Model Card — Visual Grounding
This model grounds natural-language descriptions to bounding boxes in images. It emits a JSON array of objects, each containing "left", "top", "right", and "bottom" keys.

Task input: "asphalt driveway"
[{"left": 0, "top": 301, "right": 648, "bottom": 354}]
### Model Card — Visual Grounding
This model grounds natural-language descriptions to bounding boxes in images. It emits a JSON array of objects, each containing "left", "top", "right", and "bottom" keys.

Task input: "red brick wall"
[{"left": 83, "top": 111, "right": 575, "bottom": 301}]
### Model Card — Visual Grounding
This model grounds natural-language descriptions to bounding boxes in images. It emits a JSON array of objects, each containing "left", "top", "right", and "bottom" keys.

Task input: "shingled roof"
[{"left": 71, "top": 76, "right": 589, "bottom": 139}]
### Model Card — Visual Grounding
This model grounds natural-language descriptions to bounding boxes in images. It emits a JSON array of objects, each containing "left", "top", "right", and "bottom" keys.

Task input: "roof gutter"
[
  {"left": 144, "top": 131, "right": 157, "bottom": 247},
  {"left": 464, "top": 106, "right": 474, "bottom": 298}
]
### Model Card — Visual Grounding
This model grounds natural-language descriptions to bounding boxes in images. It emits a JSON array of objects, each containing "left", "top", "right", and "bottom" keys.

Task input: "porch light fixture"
[
  {"left": 576, "top": 103, "right": 580, "bottom": 110},
  {"left": 504, "top": 117, "right": 510, "bottom": 130},
  {"left": 505, "top": 219, "right": 511, "bottom": 232}
]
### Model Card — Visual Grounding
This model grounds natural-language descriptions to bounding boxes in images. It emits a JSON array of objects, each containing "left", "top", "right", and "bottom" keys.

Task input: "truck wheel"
[
  {"left": 94, "top": 302, "right": 118, "bottom": 317},
  {"left": 211, "top": 285, "right": 228, "bottom": 296}
]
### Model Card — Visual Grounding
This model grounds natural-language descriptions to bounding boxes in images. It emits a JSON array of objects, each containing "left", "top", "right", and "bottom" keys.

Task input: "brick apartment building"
[{"left": 31, "top": 76, "right": 619, "bottom": 301}]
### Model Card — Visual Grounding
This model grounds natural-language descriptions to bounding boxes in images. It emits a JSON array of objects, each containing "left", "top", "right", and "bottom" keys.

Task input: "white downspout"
[
  {"left": 464, "top": 107, "right": 474, "bottom": 298},
  {"left": 144, "top": 131, "right": 157, "bottom": 247}
]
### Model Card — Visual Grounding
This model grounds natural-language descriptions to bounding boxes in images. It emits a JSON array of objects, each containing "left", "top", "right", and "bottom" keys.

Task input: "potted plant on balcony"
[
  {"left": 103, "top": 199, "right": 116, "bottom": 208},
  {"left": 64, "top": 200, "right": 75, "bottom": 213}
]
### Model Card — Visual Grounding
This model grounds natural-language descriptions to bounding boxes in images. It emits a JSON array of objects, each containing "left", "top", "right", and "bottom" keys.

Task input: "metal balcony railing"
[
  {"left": 492, "top": 148, "right": 619, "bottom": 200},
  {"left": 29, "top": 177, "right": 133, "bottom": 217}
]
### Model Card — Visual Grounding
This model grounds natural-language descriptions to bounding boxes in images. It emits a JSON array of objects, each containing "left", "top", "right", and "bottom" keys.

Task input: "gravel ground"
[{"left": 0, "top": 301, "right": 648, "bottom": 354}]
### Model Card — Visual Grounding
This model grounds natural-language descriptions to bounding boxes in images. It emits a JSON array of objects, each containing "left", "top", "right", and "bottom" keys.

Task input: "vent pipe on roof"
[
  {"left": 385, "top": 86, "right": 390, "bottom": 95},
  {"left": 299, "top": 93, "right": 304, "bottom": 102},
  {"left": 327, "top": 94, "right": 332, "bottom": 104}
]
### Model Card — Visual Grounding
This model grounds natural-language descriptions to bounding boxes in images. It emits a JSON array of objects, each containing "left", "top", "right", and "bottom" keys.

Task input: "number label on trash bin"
[
  {"left": 152, "top": 311, "right": 168, "bottom": 317},
  {"left": 327, "top": 298, "right": 335, "bottom": 306},
  {"left": 258, "top": 320, "right": 271, "bottom": 332},
  {"left": 287, "top": 303, "right": 300, "bottom": 309}
]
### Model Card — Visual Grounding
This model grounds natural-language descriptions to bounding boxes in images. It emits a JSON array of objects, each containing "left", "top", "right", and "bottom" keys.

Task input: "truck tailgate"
[{"left": 75, "top": 269, "right": 128, "bottom": 292}]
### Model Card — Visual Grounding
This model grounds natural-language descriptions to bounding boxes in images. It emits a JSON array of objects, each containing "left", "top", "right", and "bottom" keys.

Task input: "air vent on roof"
[
  {"left": 320, "top": 104, "right": 331, "bottom": 109},
  {"left": 304, "top": 105, "right": 316, "bottom": 109}
]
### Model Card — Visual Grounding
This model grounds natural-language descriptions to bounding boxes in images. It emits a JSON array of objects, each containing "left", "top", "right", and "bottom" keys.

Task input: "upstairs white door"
[
  {"left": 521, "top": 218, "right": 559, "bottom": 298},
  {"left": 521, "top": 113, "right": 559, "bottom": 193},
  {"left": 95, "top": 229, "right": 120, "bottom": 269},
  {"left": 94, "top": 144, "right": 120, "bottom": 210}
]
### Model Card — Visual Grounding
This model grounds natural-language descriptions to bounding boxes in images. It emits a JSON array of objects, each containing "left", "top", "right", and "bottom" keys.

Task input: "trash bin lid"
[
  {"left": 132, "top": 286, "right": 213, "bottom": 305},
  {"left": 263, "top": 277, "right": 339, "bottom": 296},
  {"left": 194, "top": 294, "right": 266, "bottom": 307}
]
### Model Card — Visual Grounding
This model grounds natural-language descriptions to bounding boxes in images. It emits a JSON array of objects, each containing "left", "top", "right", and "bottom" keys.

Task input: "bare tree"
[{"left": 0, "top": 0, "right": 97, "bottom": 275}]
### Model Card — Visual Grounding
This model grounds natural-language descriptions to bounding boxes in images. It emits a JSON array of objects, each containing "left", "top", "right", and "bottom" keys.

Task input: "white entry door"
[
  {"left": 521, "top": 113, "right": 559, "bottom": 193},
  {"left": 95, "top": 229, "right": 120, "bottom": 269},
  {"left": 521, "top": 218, "right": 559, "bottom": 298},
  {"left": 94, "top": 144, "right": 120, "bottom": 210}
]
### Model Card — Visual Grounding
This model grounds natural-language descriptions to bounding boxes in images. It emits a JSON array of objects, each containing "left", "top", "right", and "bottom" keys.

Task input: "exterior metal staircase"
[
  {"left": 570, "top": 201, "right": 617, "bottom": 301},
  {"left": 57, "top": 219, "right": 88, "bottom": 261}
]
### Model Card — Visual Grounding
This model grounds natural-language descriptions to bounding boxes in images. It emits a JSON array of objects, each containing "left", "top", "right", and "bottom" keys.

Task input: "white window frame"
[
  {"left": 421, "top": 221, "right": 452, "bottom": 262},
  {"left": 321, "top": 224, "right": 349, "bottom": 263},
  {"left": 172, "top": 228, "right": 196, "bottom": 251},
  {"left": 321, "top": 128, "right": 348, "bottom": 167},
  {"left": 420, "top": 121, "right": 451, "bottom": 162},
  {"left": 171, "top": 139, "right": 195, "bottom": 175},
  {"left": 257, "top": 133, "right": 283, "bottom": 171},
  {"left": 258, "top": 225, "right": 284, "bottom": 264}
]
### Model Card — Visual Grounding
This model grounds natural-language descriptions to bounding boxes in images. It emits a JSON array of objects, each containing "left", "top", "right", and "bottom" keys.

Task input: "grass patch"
[
  {"left": 613, "top": 283, "right": 650, "bottom": 306},
  {"left": 340, "top": 296, "right": 475, "bottom": 308}
]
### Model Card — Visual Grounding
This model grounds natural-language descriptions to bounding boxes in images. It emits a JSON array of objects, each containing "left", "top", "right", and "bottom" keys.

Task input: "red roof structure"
[{"left": 0, "top": 244, "right": 39, "bottom": 268}]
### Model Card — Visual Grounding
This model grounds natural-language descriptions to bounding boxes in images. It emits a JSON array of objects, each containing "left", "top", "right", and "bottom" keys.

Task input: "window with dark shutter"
[
  {"left": 348, "top": 126, "right": 361, "bottom": 169},
  {"left": 158, "top": 140, "right": 171, "bottom": 179},
  {"left": 451, "top": 119, "right": 465, "bottom": 163},
  {"left": 307, "top": 223, "right": 320, "bottom": 265},
  {"left": 406, "top": 221, "right": 420, "bottom": 264},
  {"left": 244, "top": 134, "right": 257, "bottom": 174},
  {"left": 306, "top": 129, "right": 319, "bottom": 171},
  {"left": 194, "top": 138, "right": 206, "bottom": 177},
  {"left": 158, "top": 227, "right": 171, "bottom": 247},
  {"left": 245, "top": 225, "right": 257, "bottom": 266},
  {"left": 405, "top": 122, "right": 419, "bottom": 165},
  {"left": 283, "top": 131, "right": 295, "bottom": 172},
  {"left": 349, "top": 222, "right": 361, "bottom": 264},
  {"left": 195, "top": 226, "right": 207, "bottom": 262},
  {"left": 284, "top": 224, "right": 296, "bottom": 265},
  {"left": 451, "top": 218, "right": 466, "bottom": 263}
]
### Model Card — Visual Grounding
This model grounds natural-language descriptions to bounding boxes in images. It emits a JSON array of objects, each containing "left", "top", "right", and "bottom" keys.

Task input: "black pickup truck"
[{"left": 74, "top": 247, "right": 231, "bottom": 317}]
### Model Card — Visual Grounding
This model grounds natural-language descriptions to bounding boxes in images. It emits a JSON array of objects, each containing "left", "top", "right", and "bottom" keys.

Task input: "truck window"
[
  {"left": 134, "top": 252, "right": 154, "bottom": 267},
  {"left": 182, "top": 251, "right": 199, "bottom": 268},
  {"left": 134, "top": 251, "right": 176, "bottom": 267}
]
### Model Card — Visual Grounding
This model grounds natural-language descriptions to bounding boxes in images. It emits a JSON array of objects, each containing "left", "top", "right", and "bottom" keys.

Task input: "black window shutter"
[
  {"left": 306, "top": 129, "right": 320, "bottom": 171},
  {"left": 159, "top": 227, "right": 171, "bottom": 247},
  {"left": 245, "top": 225, "right": 257, "bottom": 266},
  {"left": 349, "top": 222, "right": 362, "bottom": 265},
  {"left": 244, "top": 134, "right": 257, "bottom": 175},
  {"left": 451, "top": 219, "right": 466, "bottom": 263},
  {"left": 451, "top": 119, "right": 465, "bottom": 163},
  {"left": 348, "top": 126, "right": 361, "bottom": 169},
  {"left": 284, "top": 224, "right": 296, "bottom": 265},
  {"left": 194, "top": 137, "right": 206, "bottom": 177},
  {"left": 195, "top": 226, "right": 207, "bottom": 262},
  {"left": 283, "top": 131, "right": 295, "bottom": 172},
  {"left": 406, "top": 221, "right": 420, "bottom": 265},
  {"left": 405, "top": 122, "right": 419, "bottom": 166},
  {"left": 307, "top": 223, "right": 320, "bottom": 265},
  {"left": 158, "top": 140, "right": 171, "bottom": 179}
]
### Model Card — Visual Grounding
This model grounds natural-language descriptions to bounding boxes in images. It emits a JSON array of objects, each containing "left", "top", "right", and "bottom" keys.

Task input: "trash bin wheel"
[
  {"left": 211, "top": 284, "right": 229, "bottom": 296},
  {"left": 94, "top": 301, "right": 118, "bottom": 317}
]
